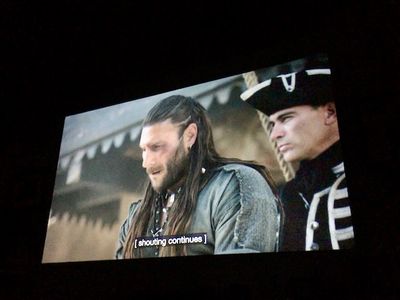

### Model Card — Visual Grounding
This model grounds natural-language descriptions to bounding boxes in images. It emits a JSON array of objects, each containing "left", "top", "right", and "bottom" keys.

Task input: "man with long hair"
[{"left": 115, "top": 95, "right": 281, "bottom": 258}]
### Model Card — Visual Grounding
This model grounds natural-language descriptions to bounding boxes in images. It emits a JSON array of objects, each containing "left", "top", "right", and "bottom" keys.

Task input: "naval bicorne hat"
[{"left": 240, "top": 54, "right": 334, "bottom": 116}]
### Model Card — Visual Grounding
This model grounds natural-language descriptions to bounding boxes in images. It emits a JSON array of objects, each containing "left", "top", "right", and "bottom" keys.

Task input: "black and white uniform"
[{"left": 280, "top": 142, "right": 354, "bottom": 251}]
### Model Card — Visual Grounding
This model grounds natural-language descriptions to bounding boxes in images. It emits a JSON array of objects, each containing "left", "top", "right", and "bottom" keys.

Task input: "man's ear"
[
  {"left": 184, "top": 123, "right": 198, "bottom": 149},
  {"left": 324, "top": 102, "right": 337, "bottom": 125}
]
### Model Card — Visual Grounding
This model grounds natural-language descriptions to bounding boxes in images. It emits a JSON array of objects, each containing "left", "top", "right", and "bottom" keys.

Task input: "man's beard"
[{"left": 153, "top": 141, "right": 189, "bottom": 193}]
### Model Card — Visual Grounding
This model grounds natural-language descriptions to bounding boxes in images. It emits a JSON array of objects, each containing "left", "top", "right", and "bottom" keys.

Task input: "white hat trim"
[
  {"left": 306, "top": 68, "right": 331, "bottom": 75},
  {"left": 240, "top": 79, "right": 271, "bottom": 101}
]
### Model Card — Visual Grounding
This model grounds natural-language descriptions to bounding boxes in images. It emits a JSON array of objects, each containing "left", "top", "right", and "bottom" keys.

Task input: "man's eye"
[{"left": 282, "top": 116, "right": 293, "bottom": 123}]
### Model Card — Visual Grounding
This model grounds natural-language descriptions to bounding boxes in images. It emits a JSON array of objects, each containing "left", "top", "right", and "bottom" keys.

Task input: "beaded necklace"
[{"left": 151, "top": 188, "right": 180, "bottom": 238}]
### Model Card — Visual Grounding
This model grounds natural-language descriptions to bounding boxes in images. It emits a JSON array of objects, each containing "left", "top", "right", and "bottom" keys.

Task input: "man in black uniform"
[{"left": 241, "top": 54, "right": 354, "bottom": 251}]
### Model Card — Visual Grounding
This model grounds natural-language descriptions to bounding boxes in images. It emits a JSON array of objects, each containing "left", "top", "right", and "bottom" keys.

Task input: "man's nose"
[
  {"left": 270, "top": 124, "right": 284, "bottom": 141},
  {"left": 142, "top": 151, "right": 153, "bottom": 169}
]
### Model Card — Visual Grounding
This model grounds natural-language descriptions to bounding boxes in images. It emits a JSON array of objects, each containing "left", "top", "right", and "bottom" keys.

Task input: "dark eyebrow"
[
  {"left": 139, "top": 141, "right": 158, "bottom": 149},
  {"left": 143, "top": 141, "right": 163, "bottom": 149},
  {"left": 276, "top": 111, "right": 295, "bottom": 122}
]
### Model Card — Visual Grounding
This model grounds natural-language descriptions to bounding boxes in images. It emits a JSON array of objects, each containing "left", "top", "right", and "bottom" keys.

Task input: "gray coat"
[{"left": 115, "top": 163, "right": 279, "bottom": 258}]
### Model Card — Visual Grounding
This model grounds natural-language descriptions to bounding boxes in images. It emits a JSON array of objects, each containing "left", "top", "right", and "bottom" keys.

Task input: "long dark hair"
[{"left": 123, "top": 95, "right": 282, "bottom": 257}]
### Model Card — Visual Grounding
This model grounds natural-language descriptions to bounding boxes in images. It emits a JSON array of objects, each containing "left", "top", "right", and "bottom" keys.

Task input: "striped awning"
[{"left": 57, "top": 75, "right": 244, "bottom": 184}]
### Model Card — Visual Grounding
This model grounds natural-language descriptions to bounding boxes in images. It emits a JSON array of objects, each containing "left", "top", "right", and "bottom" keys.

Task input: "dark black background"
[{"left": 1, "top": 2, "right": 399, "bottom": 299}]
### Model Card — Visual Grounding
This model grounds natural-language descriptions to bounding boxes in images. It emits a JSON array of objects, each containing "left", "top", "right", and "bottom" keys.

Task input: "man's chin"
[
  {"left": 151, "top": 178, "right": 182, "bottom": 194},
  {"left": 149, "top": 180, "right": 163, "bottom": 193},
  {"left": 151, "top": 186, "right": 160, "bottom": 193},
  {"left": 282, "top": 152, "right": 297, "bottom": 164}
]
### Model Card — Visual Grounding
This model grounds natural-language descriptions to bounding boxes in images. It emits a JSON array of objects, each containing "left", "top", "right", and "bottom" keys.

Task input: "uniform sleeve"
[
  {"left": 115, "top": 201, "right": 141, "bottom": 259},
  {"left": 213, "top": 166, "right": 279, "bottom": 254}
]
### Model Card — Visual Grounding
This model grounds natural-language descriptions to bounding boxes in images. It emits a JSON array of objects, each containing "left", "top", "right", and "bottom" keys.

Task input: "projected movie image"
[{"left": 42, "top": 53, "right": 354, "bottom": 262}]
